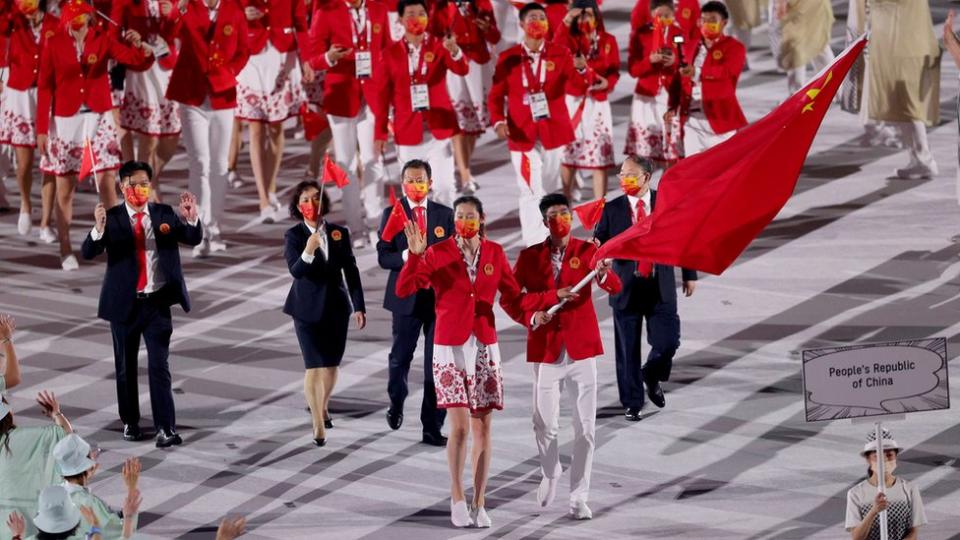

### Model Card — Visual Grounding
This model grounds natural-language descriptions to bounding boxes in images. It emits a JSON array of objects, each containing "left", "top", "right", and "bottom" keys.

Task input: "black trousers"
[
  {"left": 387, "top": 302, "right": 445, "bottom": 434},
  {"left": 612, "top": 278, "right": 681, "bottom": 409},
  {"left": 109, "top": 297, "right": 176, "bottom": 431}
]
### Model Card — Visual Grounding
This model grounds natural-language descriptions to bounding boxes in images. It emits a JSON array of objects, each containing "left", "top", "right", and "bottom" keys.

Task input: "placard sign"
[{"left": 801, "top": 338, "right": 950, "bottom": 422}]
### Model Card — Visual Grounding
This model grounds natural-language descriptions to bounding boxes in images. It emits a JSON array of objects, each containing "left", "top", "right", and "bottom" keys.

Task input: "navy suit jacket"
[
  {"left": 376, "top": 199, "right": 454, "bottom": 315},
  {"left": 594, "top": 191, "right": 698, "bottom": 310},
  {"left": 81, "top": 203, "right": 203, "bottom": 323},
  {"left": 283, "top": 222, "right": 366, "bottom": 323}
]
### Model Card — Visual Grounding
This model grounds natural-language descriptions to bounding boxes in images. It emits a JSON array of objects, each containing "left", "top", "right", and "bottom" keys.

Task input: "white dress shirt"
[
  {"left": 627, "top": 191, "right": 652, "bottom": 224},
  {"left": 301, "top": 221, "right": 329, "bottom": 264},
  {"left": 89, "top": 203, "right": 166, "bottom": 294}
]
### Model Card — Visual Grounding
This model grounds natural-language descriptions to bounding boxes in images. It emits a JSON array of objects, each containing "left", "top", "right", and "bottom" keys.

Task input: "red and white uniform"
[
  {"left": 630, "top": 0, "right": 700, "bottom": 46},
  {"left": 307, "top": 0, "right": 391, "bottom": 236},
  {"left": 430, "top": 0, "right": 500, "bottom": 135},
  {"left": 112, "top": 0, "right": 182, "bottom": 136},
  {"left": 37, "top": 27, "right": 147, "bottom": 176},
  {"left": 625, "top": 21, "right": 683, "bottom": 166},
  {"left": 503, "top": 236, "right": 622, "bottom": 504},
  {"left": 553, "top": 24, "right": 619, "bottom": 170},
  {"left": 302, "top": 0, "right": 329, "bottom": 106},
  {"left": 164, "top": 0, "right": 250, "bottom": 236},
  {"left": 488, "top": 41, "right": 583, "bottom": 246},
  {"left": 678, "top": 35, "right": 748, "bottom": 156},
  {"left": 235, "top": 0, "right": 308, "bottom": 123},
  {"left": 375, "top": 36, "right": 467, "bottom": 206},
  {"left": 0, "top": 12, "right": 59, "bottom": 147}
]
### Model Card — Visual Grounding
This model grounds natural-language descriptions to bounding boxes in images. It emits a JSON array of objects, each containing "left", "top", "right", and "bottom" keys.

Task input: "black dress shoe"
[
  {"left": 646, "top": 380, "right": 666, "bottom": 408},
  {"left": 624, "top": 407, "right": 642, "bottom": 422},
  {"left": 155, "top": 428, "right": 183, "bottom": 448},
  {"left": 386, "top": 407, "right": 403, "bottom": 431},
  {"left": 422, "top": 431, "right": 448, "bottom": 447},
  {"left": 313, "top": 438, "right": 326, "bottom": 447},
  {"left": 123, "top": 424, "right": 144, "bottom": 442}
]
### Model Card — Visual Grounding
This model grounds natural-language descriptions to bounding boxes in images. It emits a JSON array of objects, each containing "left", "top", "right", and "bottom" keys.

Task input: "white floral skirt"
[
  {"left": 121, "top": 63, "right": 181, "bottom": 136},
  {"left": 433, "top": 336, "right": 504, "bottom": 413},
  {"left": 624, "top": 91, "right": 682, "bottom": 165},
  {"left": 446, "top": 60, "right": 487, "bottom": 135},
  {"left": 303, "top": 69, "right": 326, "bottom": 107},
  {"left": 39, "top": 111, "right": 121, "bottom": 176},
  {"left": 563, "top": 94, "right": 615, "bottom": 169},
  {"left": 235, "top": 44, "right": 306, "bottom": 123},
  {"left": 0, "top": 87, "right": 38, "bottom": 147}
]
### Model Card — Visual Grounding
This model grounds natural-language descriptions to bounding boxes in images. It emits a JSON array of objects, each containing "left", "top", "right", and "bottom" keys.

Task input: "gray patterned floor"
[{"left": 1, "top": 1, "right": 959, "bottom": 538}]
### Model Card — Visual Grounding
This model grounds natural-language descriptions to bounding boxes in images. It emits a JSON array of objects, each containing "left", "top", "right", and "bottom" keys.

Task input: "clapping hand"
[
  {"left": 216, "top": 515, "right": 247, "bottom": 540},
  {"left": 178, "top": 192, "right": 199, "bottom": 223},
  {"left": 402, "top": 220, "right": 426, "bottom": 255},
  {"left": 0, "top": 313, "right": 15, "bottom": 341}
]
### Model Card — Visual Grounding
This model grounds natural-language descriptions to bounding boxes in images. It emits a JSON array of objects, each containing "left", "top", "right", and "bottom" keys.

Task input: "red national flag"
[
  {"left": 301, "top": 105, "right": 329, "bottom": 141},
  {"left": 573, "top": 198, "right": 605, "bottom": 231},
  {"left": 651, "top": 18, "right": 664, "bottom": 51},
  {"left": 78, "top": 138, "right": 96, "bottom": 181},
  {"left": 322, "top": 154, "right": 350, "bottom": 188},
  {"left": 388, "top": 184, "right": 398, "bottom": 206},
  {"left": 520, "top": 152, "right": 531, "bottom": 187},
  {"left": 380, "top": 199, "right": 409, "bottom": 242},
  {"left": 594, "top": 37, "right": 867, "bottom": 275}
]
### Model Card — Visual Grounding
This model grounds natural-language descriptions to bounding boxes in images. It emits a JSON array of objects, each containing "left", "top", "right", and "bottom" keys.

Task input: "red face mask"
[
  {"left": 15, "top": 0, "right": 39, "bottom": 16},
  {"left": 620, "top": 175, "right": 643, "bottom": 196},
  {"left": 69, "top": 15, "right": 87, "bottom": 31},
  {"left": 403, "top": 15, "right": 429, "bottom": 35},
  {"left": 124, "top": 185, "right": 150, "bottom": 207},
  {"left": 403, "top": 182, "right": 429, "bottom": 203},
  {"left": 578, "top": 18, "right": 596, "bottom": 34},
  {"left": 547, "top": 213, "right": 572, "bottom": 238},
  {"left": 299, "top": 201, "right": 320, "bottom": 222},
  {"left": 525, "top": 19, "right": 549, "bottom": 40},
  {"left": 455, "top": 218, "right": 480, "bottom": 239},
  {"left": 701, "top": 21, "right": 722, "bottom": 40}
]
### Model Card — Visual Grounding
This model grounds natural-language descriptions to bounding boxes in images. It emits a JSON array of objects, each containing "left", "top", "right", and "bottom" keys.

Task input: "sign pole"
[{"left": 875, "top": 421, "right": 889, "bottom": 540}]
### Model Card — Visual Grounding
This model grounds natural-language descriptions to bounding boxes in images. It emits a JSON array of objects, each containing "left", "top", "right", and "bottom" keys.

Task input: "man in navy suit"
[
  {"left": 594, "top": 155, "right": 698, "bottom": 421},
  {"left": 81, "top": 161, "right": 203, "bottom": 447},
  {"left": 376, "top": 159, "right": 455, "bottom": 447}
]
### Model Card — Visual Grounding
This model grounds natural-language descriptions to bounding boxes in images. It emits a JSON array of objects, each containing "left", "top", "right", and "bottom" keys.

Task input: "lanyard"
[
  {"left": 349, "top": 5, "right": 371, "bottom": 50},
  {"left": 405, "top": 38, "right": 429, "bottom": 82},
  {"left": 521, "top": 44, "right": 546, "bottom": 92}
]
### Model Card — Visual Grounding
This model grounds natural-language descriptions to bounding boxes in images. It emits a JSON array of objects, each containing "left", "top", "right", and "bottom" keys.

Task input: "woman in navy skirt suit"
[{"left": 283, "top": 180, "right": 366, "bottom": 447}]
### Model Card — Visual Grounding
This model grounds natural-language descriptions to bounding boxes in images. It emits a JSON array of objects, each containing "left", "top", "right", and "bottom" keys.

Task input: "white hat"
[
  {"left": 54, "top": 434, "right": 95, "bottom": 477},
  {"left": 860, "top": 428, "right": 901, "bottom": 456},
  {"left": 33, "top": 486, "right": 81, "bottom": 534}
]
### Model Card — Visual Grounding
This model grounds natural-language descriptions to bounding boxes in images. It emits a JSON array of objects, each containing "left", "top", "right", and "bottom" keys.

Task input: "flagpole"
[
  {"left": 875, "top": 421, "right": 889, "bottom": 540},
  {"left": 546, "top": 268, "right": 599, "bottom": 315},
  {"left": 82, "top": 114, "right": 100, "bottom": 194}
]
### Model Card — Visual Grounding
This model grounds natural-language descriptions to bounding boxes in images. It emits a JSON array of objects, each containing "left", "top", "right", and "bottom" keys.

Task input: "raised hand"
[
  {"left": 5, "top": 511, "right": 25, "bottom": 537},
  {"left": 178, "top": 192, "right": 198, "bottom": 222},
  {"left": 402, "top": 220, "right": 426, "bottom": 255},
  {"left": 36, "top": 390, "right": 61, "bottom": 417},
  {"left": 122, "top": 457, "right": 141, "bottom": 491},
  {"left": 122, "top": 488, "right": 143, "bottom": 518},
  {"left": 215, "top": 515, "right": 247, "bottom": 540},
  {"left": 94, "top": 203, "right": 107, "bottom": 233},
  {"left": 0, "top": 313, "right": 15, "bottom": 341}
]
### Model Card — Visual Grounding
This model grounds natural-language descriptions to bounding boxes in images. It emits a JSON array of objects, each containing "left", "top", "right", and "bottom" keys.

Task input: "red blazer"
[
  {"left": 164, "top": 0, "right": 251, "bottom": 110},
  {"left": 553, "top": 26, "right": 619, "bottom": 101},
  {"left": 545, "top": 2, "right": 567, "bottom": 41},
  {"left": 488, "top": 43, "right": 582, "bottom": 152},
  {"left": 396, "top": 238, "right": 548, "bottom": 346},
  {"left": 630, "top": 0, "right": 700, "bottom": 46},
  {"left": 678, "top": 35, "right": 747, "bottom": 134},
  {"left": 628, "top": 22, "right": 683, "bottom": 98},
  {"left": 503, "top": 237, "right": 622, "bottom": 363},
  {"left": 112, "top": 0, "right": 180, "bottom": 71},
  {"left": 376, "top": 37, "right": 468, "bottom": 145},
  {"left": 241, "top": 0, "right": 308, "bottom": 57},
  {"left": 37, "top": 29, "right": 147, "bottom": 135},
  {"left": 307, "top": 0, "right": 392, "bottom": 118},
  {"left": 0, "top": 14, "right": 60, "bottom": 91},
  {"left": 428, "top": 0, "right": 499, "bottom": 65}
]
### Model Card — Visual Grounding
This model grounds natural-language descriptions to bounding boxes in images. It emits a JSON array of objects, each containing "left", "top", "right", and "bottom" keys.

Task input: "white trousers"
[
  {"left": 786, "top": 44, "right": 835, "bottom": 95},
  {"left": 397, "top": 132, "right": 457, "bottom": 207},
  {"left": 328, "top": 103, "right": 385, "bottom": 235},
  {"left": 511, "top": 145, "right": 562, "bottom": 247},
  {"left": 532, "top": 355, "right": 598, "bottom": 504},
  {"left": 894, "top": 120, "right": 936, "bottom": 170},
  {"left": 179, "top": 101, "right": 234, "bottom": 229},
  {"left": 683, "top": 112, "right": 735, "bottom": 157}
]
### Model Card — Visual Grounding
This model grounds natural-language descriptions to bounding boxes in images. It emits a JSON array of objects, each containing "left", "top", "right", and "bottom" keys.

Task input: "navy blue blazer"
[
  {"left": 594, "top": 191, "right": 698, "bottom": 310},
  {"left": 81, "top": 203, "right": 203, "bottom": 323},
  {"left": 283, "top": 221, "right": 366, "bottom": 323},
  {"left": 376, "top": 199, "right": 454, "bottom": 315}
]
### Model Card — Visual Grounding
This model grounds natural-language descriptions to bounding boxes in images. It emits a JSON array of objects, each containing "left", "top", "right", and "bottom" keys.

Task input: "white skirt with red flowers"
[
  {"left": 0, "top": 87, "right": 39, "bottom": 147},
  {"left": 121, "top": 63, "right": 181, "bottom": 136},
  {"left": 433, "top": 335, "right": 504, "bottom": 414},
  {"left": 40, "top": 111, "right": 122, "bottom": 176},
  {"left": 624, "top": 90, "right": 682, "bottom": 166},
  {"left": 563, "top": 94, "right": 615, "bottom": 170},
  {"left": 446, "top": 60, "right": 488, "bottom": 135},
  {"left": 235, "top": 43, "right": 306, "bottom": 124},
  {"left": 303, "top": 69, "right": 326, "bottom": 107}
]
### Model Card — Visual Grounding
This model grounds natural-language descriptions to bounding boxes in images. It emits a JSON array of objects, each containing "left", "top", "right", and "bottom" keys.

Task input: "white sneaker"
[
  {"left": 192, "top": 239, "right": 211, "bottom": 259},
  {"left": 471, "top": 506, "right": 491, "bottom": 528},
  {"left": 61, "top": 254, "right": 79, "bottom": 271},
  {"left": 228, "top": 170, "right": 244, "bottom": 189},
  {"left": 260, "top": 206, "right": 275, "bottom": 224},
  {"left": 569, "top": 501, "right": 592, "bottom": 520},
  {"left": 450, "top": 499, "right": 473, "bottom": 528},
  {"left": 896, "top": 162, "right": 937, "bottom": 180},
  {"left": 537, "top": 476, "right": 558, "bottom": 507},
  {"left": 209, "top": 240, "right": 227, "bottom": 253},
  {"left": 17, "top": 212, "right": 32, "bottom": 236},
  {"left": 38, "top": 227, "right": 57, "bottom": 244}
]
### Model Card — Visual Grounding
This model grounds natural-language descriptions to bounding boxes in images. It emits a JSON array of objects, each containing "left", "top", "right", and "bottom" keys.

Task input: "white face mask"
[{"left": 884, "top": 458, "right": 897, "bottom": 474}]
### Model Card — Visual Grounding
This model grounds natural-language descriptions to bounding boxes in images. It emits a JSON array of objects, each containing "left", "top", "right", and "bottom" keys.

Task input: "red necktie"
[
  {"left": 414, "top": 206, "right": 426, "bottom": 235},
  {"left": 134, "top": 212, "right": 148, "bottom": 292},
  {"left": 634, "top": 200, "right": 653, "bottom": 277}
]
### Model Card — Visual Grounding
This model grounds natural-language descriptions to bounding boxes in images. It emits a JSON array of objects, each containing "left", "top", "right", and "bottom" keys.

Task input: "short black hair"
[
  {"left": 518, "top": 2, "right": 545, "bottom": 21},
  {"left": 700, "top": 1, "right": 729, "bottom": 19},
  {"left": 650, "top": 0, "right": 674, "bottom": 12},
  {"left": 624, "top": 155, "right": 655, "bottom": 176},
  {"left": 397, "top": 0, "right": 427, "bottom": 16},
  {"left": 288, "top": 180, "right": 331, "bottom": 220},
  {"left": 539, "top": 193, "right": 570, "bottom": 217},
  {"left": 401, "top": 159, "right": 432, "bottom": 180},
  {"left": 118, "top": 160, "right": 153, "bottom": 182}
]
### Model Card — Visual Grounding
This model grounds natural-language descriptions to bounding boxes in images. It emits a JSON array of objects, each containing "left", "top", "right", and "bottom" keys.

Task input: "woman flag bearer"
[
  {"left": 0, "top": 0, "right": 59, "bottom": 243},
  {"left": 37, "top": 0, "right": 150, "bottom": 270}
]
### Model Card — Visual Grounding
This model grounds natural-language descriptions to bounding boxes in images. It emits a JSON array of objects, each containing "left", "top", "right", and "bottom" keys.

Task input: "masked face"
[
  {"left": 619, "top": 174, "right": 645, "bottom": 196},
  {"left": 403, "top": 181, "right": 429, "bottom": 203},
  {"left": 69, "top": 14, "right": 88, "bottom": 31},
  {"left": 403, "top": 14, "right": 429, "bottom": 35},
  {"left": 299, "top": 201, "right": 320, "bottom": 222},
  {"left": 524, "top": 18, "right": 549, "bottom": 40},
  {"left": 455, "top": 218, "right": 480, "bottom": 239},
  {"left": 578, "top": 16, "right": 596, "bottom": 34},
  {"left": 15, "top": 0, "right": 39, "bottom": 16},
  {"left": 701, "top": 21, "right": 722, "bottom": 40},
  {"left": 124, "top": 184, "right": 150, "bottom": 207},
  {"left": 658, "top": 15, "right": 674, "bottom": 26},
  {"left": 546, "top": 212, "right": 572, "bottom": 238}
]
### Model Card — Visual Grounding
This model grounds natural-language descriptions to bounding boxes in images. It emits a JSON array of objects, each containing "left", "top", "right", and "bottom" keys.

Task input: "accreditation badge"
[
  {"left": 355, "top": 50, "right": 373, "bottom": 79},
  {"left": 529, "top": 92, "right": 549, "bottom": 120},
  {"left": 410, "top": 84, "right": 430, "bottom": 112}
]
